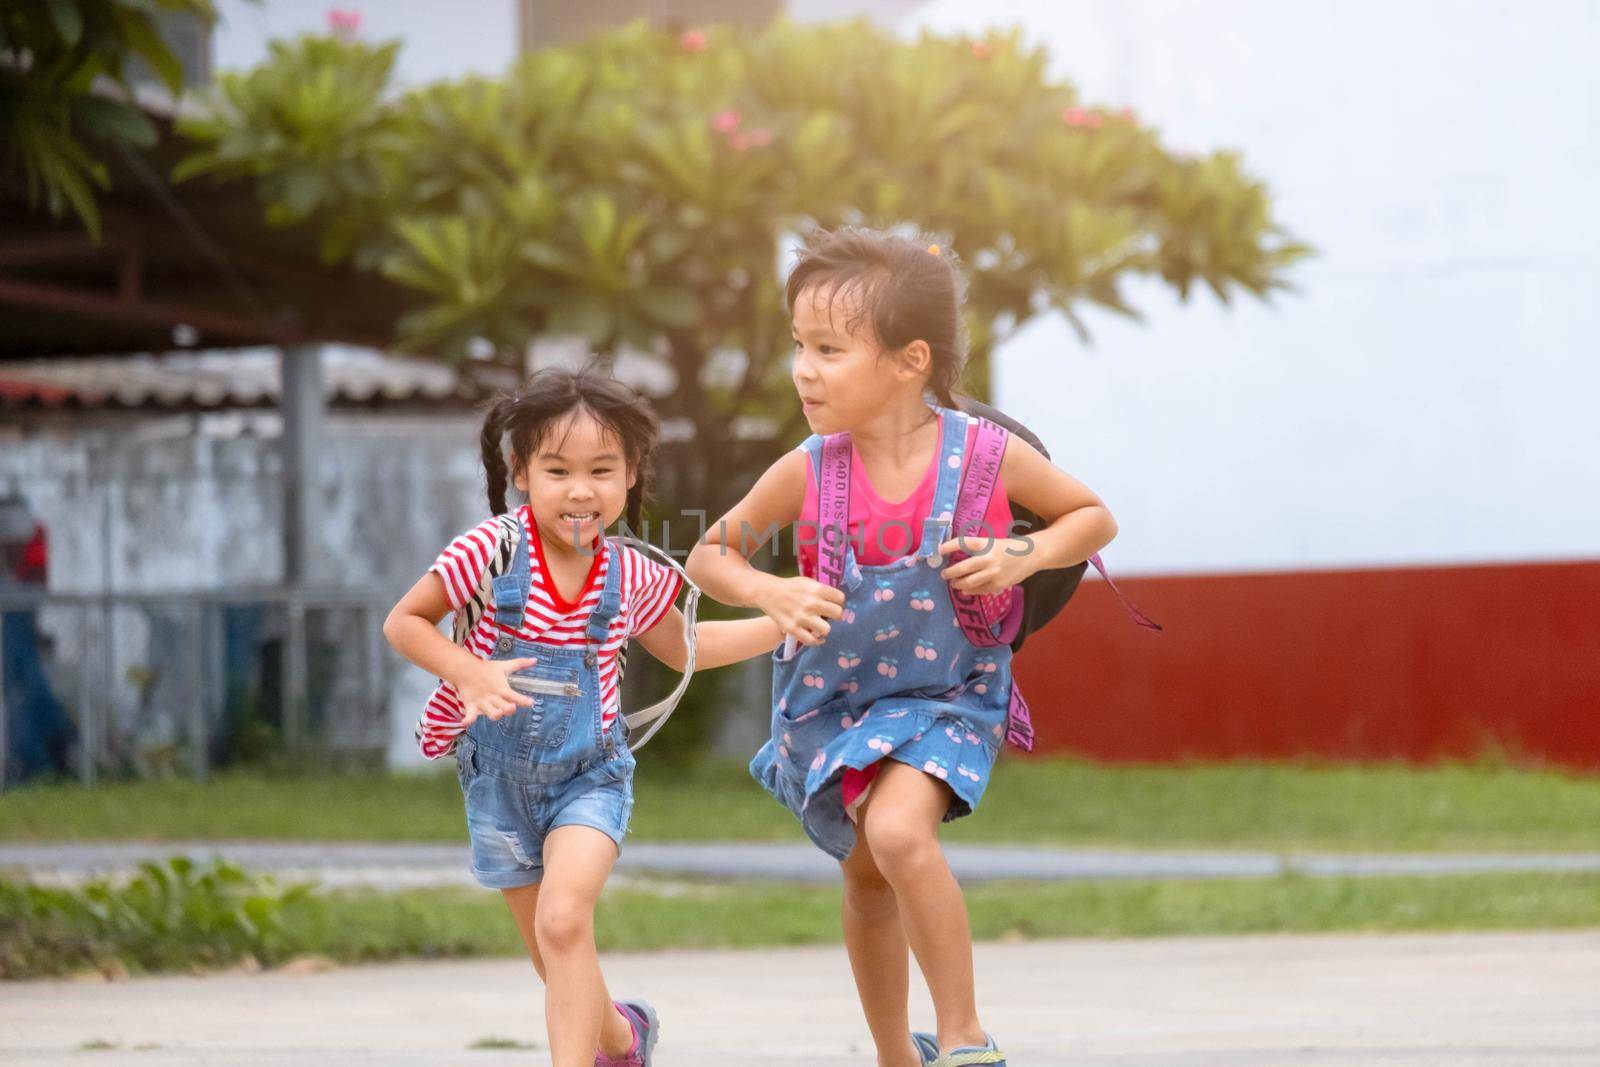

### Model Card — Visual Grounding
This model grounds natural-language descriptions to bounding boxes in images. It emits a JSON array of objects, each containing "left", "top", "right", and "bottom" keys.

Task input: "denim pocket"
[
  {"left": 501, "top": 665, "right": 583, "bottom": 749},
  {"left": 595, "top": 749, "right": 635, "bottom": 783}
]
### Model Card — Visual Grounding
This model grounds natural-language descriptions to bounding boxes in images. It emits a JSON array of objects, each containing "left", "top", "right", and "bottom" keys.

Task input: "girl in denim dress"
[
  {"left": 689, "top": 230, "right": 1119, "bottom": 1067},
  {"left": 386, "top": 369, "right": 779, "bottom": 1067}
]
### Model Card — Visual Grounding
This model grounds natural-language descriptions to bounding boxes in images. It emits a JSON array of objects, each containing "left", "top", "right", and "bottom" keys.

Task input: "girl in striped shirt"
[{"left": 384, "top": 368, "right": 779, "bottom": 1067}]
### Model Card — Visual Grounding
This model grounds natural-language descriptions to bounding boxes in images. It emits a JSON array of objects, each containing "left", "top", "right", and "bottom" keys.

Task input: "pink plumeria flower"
[
  {"left": 680, "top": 29, "right": 708, "bottom": 53},
  {"left": 327, "top": 8, "right": 361, "bottom": 37},
  {"left": 970, "top": 40, "right": 992, "bottom": 59},
  {"left": 712, "top": 110, "right": 742, "bottom": 134}
]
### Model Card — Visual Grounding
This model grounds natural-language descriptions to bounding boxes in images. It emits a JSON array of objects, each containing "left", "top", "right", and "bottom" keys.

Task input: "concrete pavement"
[{"left": 4, "top": 931, "right": 1597, "bottom": 1065}]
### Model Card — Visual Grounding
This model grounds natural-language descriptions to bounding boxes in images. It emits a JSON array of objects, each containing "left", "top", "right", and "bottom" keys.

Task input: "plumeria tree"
[
  {"left": 178, "top": 18, "right": 1309, "bottom": 512},
  {"left": 2, "top": 0, "right": 218, "bottom": 238}
]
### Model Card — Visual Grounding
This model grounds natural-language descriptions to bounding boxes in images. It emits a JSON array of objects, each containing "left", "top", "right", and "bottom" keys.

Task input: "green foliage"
[
  {"left": 9, "top": 871, "right": 1600, "bottom": 978},
  {"left": 177, "top": 20, "right": 1310, "bottom": 508},
  {"left": 0, "top": 856, "right": 315, "bottom": 978},
  {"left": 5, "top": 759, "right": 1599, "bottom": 851},
  {"left": 1, "top": 0, "right": 218, "bottom": 237}
]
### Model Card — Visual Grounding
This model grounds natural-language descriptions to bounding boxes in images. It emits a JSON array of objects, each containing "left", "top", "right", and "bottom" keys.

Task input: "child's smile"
[{"left": 514, "top": 409, "right": 635, "bottom": 554}]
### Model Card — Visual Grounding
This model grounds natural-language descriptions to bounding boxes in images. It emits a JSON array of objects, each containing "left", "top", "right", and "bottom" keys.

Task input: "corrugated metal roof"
[{"left": 0, "top": 347, "right": 467, "bottom": 411}]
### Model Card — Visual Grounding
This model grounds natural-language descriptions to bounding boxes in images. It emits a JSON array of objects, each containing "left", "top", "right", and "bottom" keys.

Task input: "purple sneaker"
[{"left": 594, "top": 1000, "right": 659, "bottom": 1067}]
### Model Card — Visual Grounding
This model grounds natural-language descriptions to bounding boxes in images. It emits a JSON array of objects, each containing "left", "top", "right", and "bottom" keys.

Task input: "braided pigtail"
[{"left": 479, "top": 397, "right": 514, "bottom": 515}]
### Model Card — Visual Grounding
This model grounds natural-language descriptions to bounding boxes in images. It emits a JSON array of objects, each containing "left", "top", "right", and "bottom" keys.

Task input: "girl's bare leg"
[
  {"left": 518, "top": 828, "right": 634, "bottom": 1064},
  {"left": 840, "top": 833, "right": 922, "bottom": 1067},
  {"left": 859, "top": 761, "right": 986, "bottom": 1053}
]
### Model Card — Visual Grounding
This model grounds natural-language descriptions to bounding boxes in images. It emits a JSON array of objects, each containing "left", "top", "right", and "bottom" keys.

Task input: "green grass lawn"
[
  {"left": 4, "top": 757, "right": 1600, "bottom": 851},
  {"left": 12, "top": 863, "right": 1600, "bottom": 979},
  {"left": 11, "top": 870, "right": 1599, "bottom": 979},
  {"left": 308, "top": 871, "right": 1600, "bottom": 960}
]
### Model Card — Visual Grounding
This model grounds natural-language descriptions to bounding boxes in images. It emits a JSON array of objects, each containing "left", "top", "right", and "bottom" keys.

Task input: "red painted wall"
[{"left": 1012, "top": 560, "right": 1600, "bottom": 769}]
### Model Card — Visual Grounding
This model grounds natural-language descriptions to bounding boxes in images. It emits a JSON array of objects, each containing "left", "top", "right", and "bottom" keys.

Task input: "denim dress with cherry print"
[{"left": 750, "top": 408, "right": 1017, "bottom": 860}]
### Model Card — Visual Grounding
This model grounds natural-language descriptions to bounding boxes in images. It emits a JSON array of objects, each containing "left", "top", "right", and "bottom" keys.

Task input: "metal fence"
[
  {"left": 1, "top": 411, "right": 490, "bottom": 789},
  {"left": 0, "top": 586, "right": 403, "bottom": 791}
]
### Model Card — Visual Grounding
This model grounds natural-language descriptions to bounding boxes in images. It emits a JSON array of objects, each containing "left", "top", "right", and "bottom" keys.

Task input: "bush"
[{"left": 0, "top": 857, "right": 316, "bottom": 979}]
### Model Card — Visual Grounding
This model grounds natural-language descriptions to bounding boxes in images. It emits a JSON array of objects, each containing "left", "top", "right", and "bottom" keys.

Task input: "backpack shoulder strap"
[
  {"left": 947, "top": 416, "right": 1024, "bottom": 648},
  {"left": 451, "top": 512, "right": 522, "bottom": 646},
  {"left": 617, "top": 537, "right": 703, "bottom": 752},
  {"left": 814, "top": 432, "right": 853, "bottom": 591}
]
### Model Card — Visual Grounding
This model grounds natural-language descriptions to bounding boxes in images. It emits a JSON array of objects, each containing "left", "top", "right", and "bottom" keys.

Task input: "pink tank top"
[{"left": 796, "top": 422, "right": 1014, "bottom": 575}]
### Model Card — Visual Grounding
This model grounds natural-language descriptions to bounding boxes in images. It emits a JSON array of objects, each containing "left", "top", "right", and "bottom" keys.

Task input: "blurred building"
[
  {"left": 214, "top": 0, "right": 929, "bottom": 85},
  {"left": 7, "top": 1, "right": 1594, "bottom": 777},
  {"left": 520, "top": 0, "right": 783, "bottom": 48},
  {"left": 905, "top": 1, "right": 1600, "bottom": 767}
]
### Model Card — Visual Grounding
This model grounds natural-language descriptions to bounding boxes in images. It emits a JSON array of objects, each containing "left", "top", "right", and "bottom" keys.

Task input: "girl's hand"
[
  {"left": 451, "top": 657, "right": 537, "bottom": 726},
  {"left": 756, "top": 575, "right": 846, "bottom": 647},
  {"left": 938, "top": 535, "right": 1038, "bottom": 596}
]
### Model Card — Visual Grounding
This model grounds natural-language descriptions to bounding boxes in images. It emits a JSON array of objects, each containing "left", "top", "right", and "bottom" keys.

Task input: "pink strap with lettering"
[
  {"left": 948, "top": 417, "right": 1023, "bottom": 649},
  {"left": 1005, "top": 687, "right": 1035, "bottom": 750},
  {"left": 947, "top": 417, "right": 1033, "bottom": 750},
  {"left": 815, "top": 434, "right": 852, "bottom": 589}
]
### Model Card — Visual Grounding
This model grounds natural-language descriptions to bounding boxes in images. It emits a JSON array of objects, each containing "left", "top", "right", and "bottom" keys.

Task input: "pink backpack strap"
[
  {"left": 1087, "top": 554, "right": 1164, "bottom": 632},
  {"left": 947, "top": 416, "right": 1023, "bottom": 648},
  {"left": 1005, "top": 686, "right": 1036, "bottom": 751},
  {"left": 815, "top": 432, "right": 853, "bottom": 590},
  {"left": 946, "top": 416, "right": 1034, "bottom": 751}
]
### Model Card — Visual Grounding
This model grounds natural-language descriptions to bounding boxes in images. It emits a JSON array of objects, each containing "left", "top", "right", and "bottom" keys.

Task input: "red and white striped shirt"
[{"left": 417, "top": 505, "right": 682, "bottom": 759}]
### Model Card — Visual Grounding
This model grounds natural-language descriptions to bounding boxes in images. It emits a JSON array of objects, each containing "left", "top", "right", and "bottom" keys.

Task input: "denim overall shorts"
[{"left": 455, "top": 523, "right": 636, "bottom": 889}]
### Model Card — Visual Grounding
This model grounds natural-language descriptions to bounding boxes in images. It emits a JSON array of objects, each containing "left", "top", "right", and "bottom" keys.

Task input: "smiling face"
[
  {"left": 512, "top": 407, "right": 635, "bottom": 552},
  {"left": 790, "top": 282, "right": 927, "bottom": 435}
]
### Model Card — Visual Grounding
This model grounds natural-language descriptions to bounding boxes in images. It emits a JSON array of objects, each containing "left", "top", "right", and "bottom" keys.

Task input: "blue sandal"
[
  {"left": 931, "top": 1034, "right": 1007, "bottom": 1066},
  {"left": 911, "top": 1032, "right": 940, "bottom": 1065}
]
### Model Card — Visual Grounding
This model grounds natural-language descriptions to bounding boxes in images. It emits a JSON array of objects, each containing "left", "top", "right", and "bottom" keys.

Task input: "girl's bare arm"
[
  {"left": 382, "top": 573, "right": 533, "bottom": 723},
  {"left": 633, "top": 608, "right": 783, "bottom": 672},
  {"left": 686, "top": 450, "right": 845, "bottom": 647}
]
